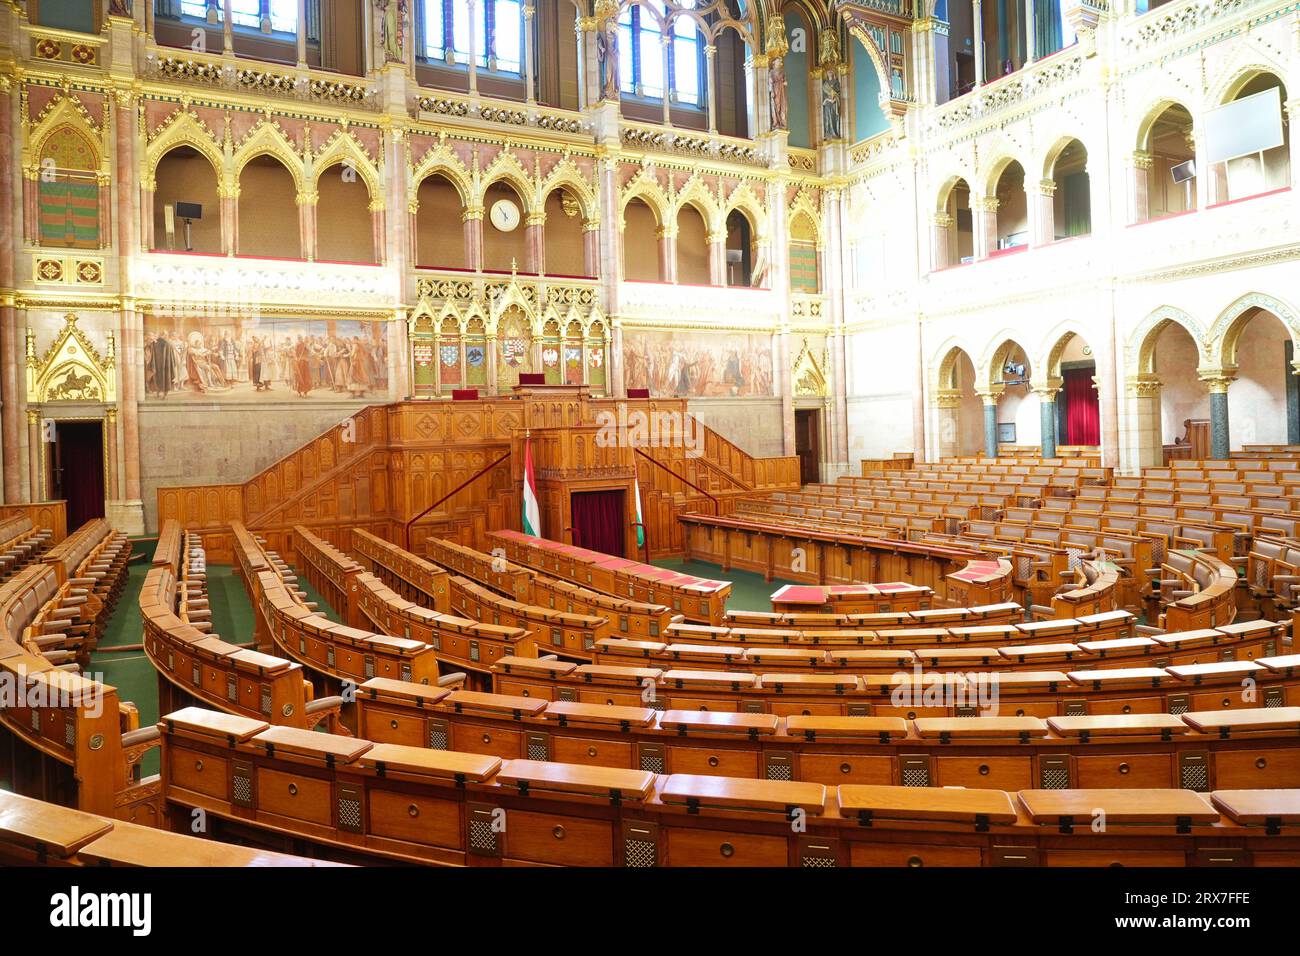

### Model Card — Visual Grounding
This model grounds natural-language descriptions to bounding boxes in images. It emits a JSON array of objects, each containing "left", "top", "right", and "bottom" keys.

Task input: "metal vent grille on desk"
[
  {"left": 625, "top": 838, "right": 657, "bottom": 868},
  {"left": 1039, "top": 758, "right": 1070, "bottom": 790},
  {"left": 1180, "top": 752, "right": 1209, "bottom": 792},
  {"left": 427, "top": 719, "right": 449, "bottom": 750},
  {"left": 260, "top": 684, "right": 272, "bottom": 716},
  {"left": 337, "top": 788, "right": 363, "bottom": 833},
  {"left": 469, "top": 818, "right": 498, "bottom": 854},
  {"left": 900, "top": 756, "right": 930, "bottom": 787}
]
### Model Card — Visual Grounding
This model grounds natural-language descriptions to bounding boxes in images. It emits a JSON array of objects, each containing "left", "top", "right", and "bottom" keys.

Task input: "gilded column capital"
[
  {"left": 296, "top": 190, "right": 320, "bottom": 206},
  {"left": 1197, "top": 368, "right": 1237, "bottom": 394},
  {"left": 462, "top": 205, "right": 485, "bottom": 222},
  {"left": 1130, "top": 149, "right": 1153, "bottom": 171},
  {"left": 973, "top": 196, "right": 999, "bottom": 213},
  {"left": 655, "top": 225, "right": 677, "bottom": 241},
  {"left": 932, "top": 388, "right": 962, "bottom": 409},
  {"left": 1037, "top": 178, "right": 1057, "bottom": 197},
  {"left": 931, "top": 212, "right": 955, "bottom": 229},
  {"left": 525, "top": 211, "right": 547, "bottom": 227},
  {"left": 1125, "top": 375, "right": 1162, "bottom": 397},
  {"left": 974, "top": 386, "right": 1004, "bottom": 405}
]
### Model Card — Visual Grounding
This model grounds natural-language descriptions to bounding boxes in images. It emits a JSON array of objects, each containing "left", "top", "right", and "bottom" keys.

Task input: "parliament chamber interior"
[{"left": 2, "top": 0, "right": 1300, "bottom": 903}]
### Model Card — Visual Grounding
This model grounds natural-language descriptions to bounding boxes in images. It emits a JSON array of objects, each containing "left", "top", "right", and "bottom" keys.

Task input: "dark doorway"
[
  {"left": 49, "top": 420, "right": 105, "bottom": 529},
  {"left": 794, "top": 409, "right": 821, "bottom": 486},
  {"left": 570, "top": 489, "right": 627, "bottom": 558}
]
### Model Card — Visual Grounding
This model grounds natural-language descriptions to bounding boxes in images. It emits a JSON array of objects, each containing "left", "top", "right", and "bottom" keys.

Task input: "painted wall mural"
[
  {"left": 143, "top": 315, "right": 389, "bottom": 401},
  {"left": 623, "top": 330, "right": 774, "bottom": 398}
]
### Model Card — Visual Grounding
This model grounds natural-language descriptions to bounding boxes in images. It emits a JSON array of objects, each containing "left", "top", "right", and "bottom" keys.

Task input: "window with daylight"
[
  {"left": 418, "top": 0, "right": 524, "bottom": 74},
  {"left": 177, "top": 0, "right": 298, "bottom": 32},
  {"left": 619, "top": 1, "right": 704, "bottom": 106}
]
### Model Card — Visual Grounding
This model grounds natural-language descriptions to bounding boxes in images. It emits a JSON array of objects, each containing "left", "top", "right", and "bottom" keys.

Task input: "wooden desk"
[
  {"left": 1018, "top": 788, "right": 1219, "bottom": 827},
  {"left": 496, "top": 759, "right": 656, "bottom": 802},
  {"left": 660, "top": 774, "right": 827, "bottom": 815},
  {"left": 837, "top": 785, "right": 1018, "bottom": 825},
  {"left": 0, "top": 790, "right": 113, "bottom": 862},
  {"left": 75, "top": 822, "right": 344, "bottom": 867}
]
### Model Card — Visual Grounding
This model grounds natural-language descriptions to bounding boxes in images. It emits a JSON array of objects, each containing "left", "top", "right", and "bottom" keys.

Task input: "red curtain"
[
  {"left": 1063, "top": 367, "right": 1100, "bottom": 446},
  {"left": 570, "top": 490, "right": 627, "bottom": 558},
  {"left": 58, "top": 422, "right": 106, "bottom": 529}
]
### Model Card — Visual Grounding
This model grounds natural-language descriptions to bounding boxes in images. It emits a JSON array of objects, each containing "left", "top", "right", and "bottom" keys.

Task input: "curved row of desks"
[
  {"left": 353, "top": 682, "right": 1300, "bottom": 791},
  {"left": 157, "top": 705, "right": 1300, "bottom": 867}
]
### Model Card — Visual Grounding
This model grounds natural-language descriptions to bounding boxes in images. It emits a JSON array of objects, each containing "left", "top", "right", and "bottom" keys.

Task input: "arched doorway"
[{"left": 933, "top": 346, "right": 982, "bottom": 460}]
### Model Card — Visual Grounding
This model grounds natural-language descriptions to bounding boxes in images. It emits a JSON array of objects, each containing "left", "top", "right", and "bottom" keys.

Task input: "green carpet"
[
  {"left": 86, "top": 551, "right": 779, "bottom": 780},
  {"left": 652, "top": 558, "right": 798, "bottom": 612}
]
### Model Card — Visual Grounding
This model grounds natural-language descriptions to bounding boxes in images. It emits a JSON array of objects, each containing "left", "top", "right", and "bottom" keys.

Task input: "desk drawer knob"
[
  {"left": 588, "top": 746, "right": 598, "bottom": 758},
  {"left": 840, "top": 763, "right": 852, "bottom": 775},
  {"left": 1118, "top": 763, "right": 1130, "bottom": 775},
  {"left": 288, "top": 783, "right": 298, "bottom": 796},
  {"left": 408, "top": 804, "right": 420, "bottom": 818},
  {"left": 553, "top": 826, "right": 566, "bottom": 840},
  {"left": 719, "top": 842, "right": 734, "bottom": 858},
  {"left": 1256, "top": 757, "right": 1267, "bottom": 769},
  {"left": 194, "top": 760, "right": 203, "bottom": 772},
  {"left": 390, "top": 719, "right": 399, "bottom": 729},
  {"left": 908, "top": 855, "right": 923, "bottom": 868},
  {"left": 708, "top": 756, "right": 719, "bottom": 768},
  {"left": 482, "top": 733, "right": 492, "bottom": 744}
]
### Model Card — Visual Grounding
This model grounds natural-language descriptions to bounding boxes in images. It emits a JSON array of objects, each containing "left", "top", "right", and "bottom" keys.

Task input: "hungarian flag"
[
  {"left": 632, "top": 475, "right": 645, "bottom": 550},
  {"left": 522, "top": 433, "right": 541, "bottom": 537}
]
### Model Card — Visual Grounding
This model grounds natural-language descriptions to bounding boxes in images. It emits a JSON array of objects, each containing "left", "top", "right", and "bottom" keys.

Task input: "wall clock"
[{"left": 490, "top": 199, "right": 521, "bottom": 232}]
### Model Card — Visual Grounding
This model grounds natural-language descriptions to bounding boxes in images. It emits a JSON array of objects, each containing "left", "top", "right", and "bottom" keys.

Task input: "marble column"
[
  {"left": 1200, "top": 372, "right": 1234, "bottom": 459},
  {"left": 371, "top": 203, "right": 386, "bottom": 264},
  {"left": 523, "top": 5, "right": 537, "bottom": 105},
  {"left": 977, "top": 389, "right": 1001, "bottom": 458},
  {"left": 972, "top": 0, "right": 985, "bottom": 86},
  {"left": 973, "top": 197, "right": 998, "bottom": 258},
  {"left": 523, "top": 213, "right": 544, "bottom": 273},
  {"left": 661, "top": 36, "right": 672, "bottom": 128},
  {"left": 1033, "top": 179, "right": 1055, "bottom": 245},
  {"left": 298, "top": 192, "right": 317, "bottom": 260},
  {"left": 704, "top": 45, "right": 718, "bottom": 134},
  {"left": 463, "top": 207, "right": 484, "bottom": 271},
  {"left": 467, "top": 0, "right": 479, "bottom": 95},
  {"left": 930, "top": 212, "right": 954, "bottom": 271},
  {"left": 105, "top": 407, "right": 120, "bottom": 500},
  {"left": 1288, "top": 351, "right": 1300, "bottom": 446},
  {"left": 707, "top": 233, "right": 726, "bottom": 286},
  {"left": 1128, "top": 150, "right": 1152, "bottom": 224},
  {"left": 1035, "top": 386, "right": 1058, "bottom": 458},
  {"left": 913, "top": 315, "right": 927, "bottom": 462},
  {"left": 1023, "top": 0, "right": 1036, "bottom": 64},
  {"left": 933, "top": 392, "right": 962, "bottom": 460},
  {"left": 657, "top": 227, "right": 676, "bottom": 283},
  {"left": 1125, "top": 376, "right": 1163, "bottom": 470},
  {"left": 221, "top": 186, "right": 237, "bottom": 254},
  {"left": 27, "top": 410, "right": 41, "bottom": 502},
  {"left": 223, "top": 0, "right": 234, "bottom": 53},
  {"left": 582, "top": 222, "right": 600, "bottom": 278},
  {"left": 296, "top": 0, "right": 308, "bottom": 66},
  {"left": 120, "top": 302, "right": 142, "bottom": 508},
  {"left": 0, "top": 77, "right": 18, "bottom": 503}
]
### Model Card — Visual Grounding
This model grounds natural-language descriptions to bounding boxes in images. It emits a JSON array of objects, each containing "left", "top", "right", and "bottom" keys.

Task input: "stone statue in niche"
[
  {"left": 821, "top": 69, "right": 841, "bottom": 140},
  {"left": 108, "top": 0, "right": 132, "bottom": 17},
  {"left": 378, "top": 0, "right": 407, "bottom": 63},
  {"left": 769, "top": 56, "right": 788, "bottom": 131},
  {"left": 595, "top": 8, "right": 621, "bottom": 101}
]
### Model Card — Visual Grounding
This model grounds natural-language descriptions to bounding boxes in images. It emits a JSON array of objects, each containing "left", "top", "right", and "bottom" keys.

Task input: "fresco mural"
[
  {"left": 142, "top": 316, "right": 389, "bottom": 402},
  {"left": 623, "top": 330, "right": 774, "bottom": 398}
]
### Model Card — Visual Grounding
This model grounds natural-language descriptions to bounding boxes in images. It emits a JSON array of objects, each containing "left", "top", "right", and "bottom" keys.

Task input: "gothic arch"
[
  {"left": 1126, "top": 306, "right": 1209, "bottom": 376},
  {"left": 144, "top": 110, "right": 225, "bottom": 190},
  {"left": 232, "top": 122, "right": 307, "bottom": 194},
  {"left": 1207, "top": 292, "right": 1300, "bottom": 367},
  {"left": 312, "top": 132, "right": 383, "bottom": 206}
]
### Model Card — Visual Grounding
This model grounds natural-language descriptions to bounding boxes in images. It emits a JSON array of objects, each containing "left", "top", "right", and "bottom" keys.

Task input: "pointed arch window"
[
  {"left": 417, "top": 0, "right": 524, "bottom": 75},
  {"left": 618, "top": 1, "right": 705, "bottom": 107},
  {"left": 175, "top": 0, "right": 299, "bottom": 33}
]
